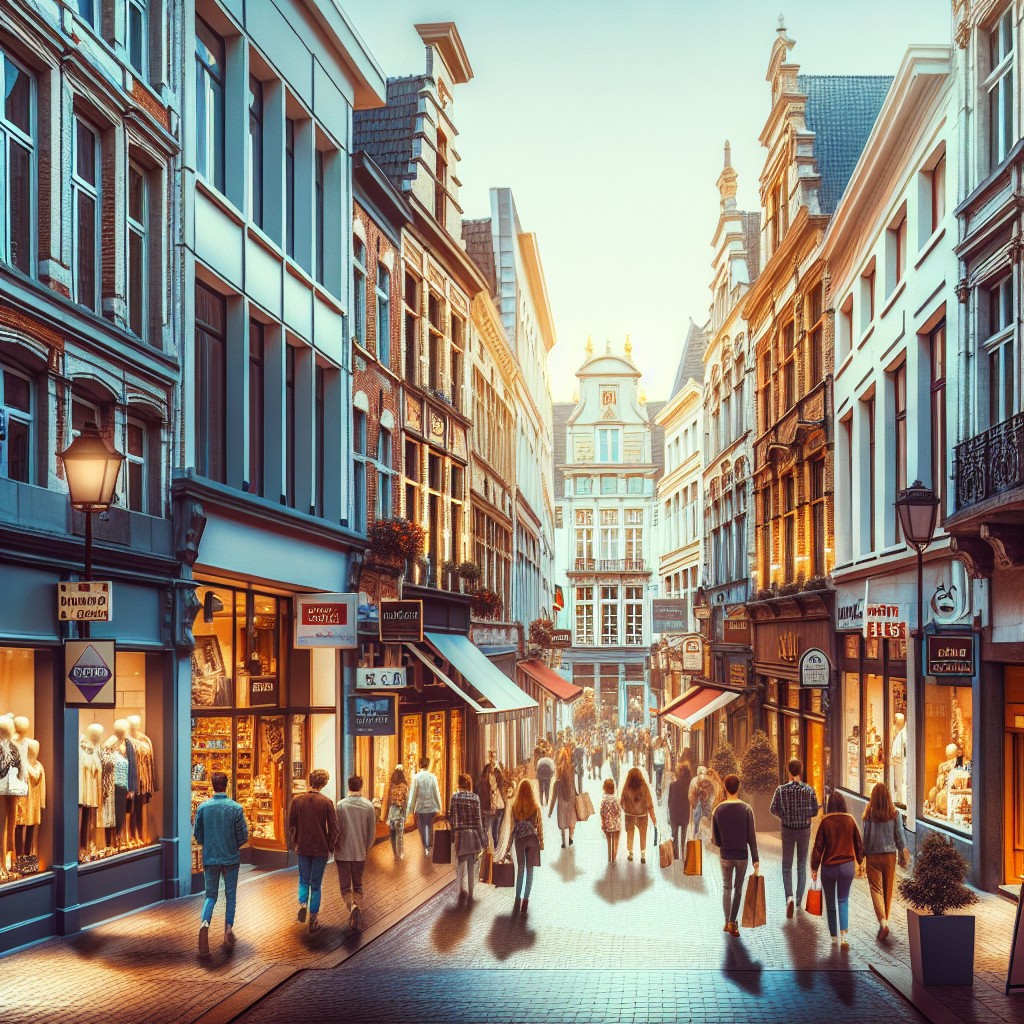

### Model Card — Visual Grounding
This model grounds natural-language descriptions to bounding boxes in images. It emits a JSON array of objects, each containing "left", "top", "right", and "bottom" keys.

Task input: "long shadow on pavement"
[
  {"left": 549, "top": 846, "right": 585, "bottom": 885},
  {"left": 430, "top": 891, "right": 474, "bottom": 954},
  {"left": 782, "top": 911, "right": 823, "bottom": 989},
  {"left": 721, "top": 935, "right": 764, "bottom": 995},
  {"left": 664, "top": 858, "right": 708, "bottom": 892},
  {"left": 486, "top": 906, "right": 536, "bottom": 961},
  {"left": 593, "top": 861, "right": 653, "bottom": 904}
]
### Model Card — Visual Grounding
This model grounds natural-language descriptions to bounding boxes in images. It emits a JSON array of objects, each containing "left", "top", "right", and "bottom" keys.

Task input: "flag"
[{"left": 553, "top": 584, "right": 564, "bottom": 612}]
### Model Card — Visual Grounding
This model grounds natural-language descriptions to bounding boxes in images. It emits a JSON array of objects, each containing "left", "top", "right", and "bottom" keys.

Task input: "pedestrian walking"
[
  {"left": 449, "top": 773, "right": 487, "bottom": 902},
  {"left": 572, "top": 741, "right": 585, "bottom": 794},
  {"left": 610, "top": 741, "right": 623, "bottom": 788},
  {"left": 193, "top": 771, "right": 249, "bottom": 955},
  {"left": 667, "top": 757, "right": 693, "bottom": 859},
  {"left": 861, "top": 781, "right": 908, "bottom": 940},
  {"left": 769, "top": 758, "right": 820, "bottom": 919},
  {"left": 591, "top": 738, "right": 604, "bottom": 780},
  {"left": 619, "top": 766, "right": 657, "bottom": 863},
  {"left": 385, "top": 765, "right": 409, "bottom": 861},
  {"left": 652, "top": 738, "right": 667, "bottom": 801},
  {"left": 689, "top": 765, "right": 714, "bottom": 839},
  {"left": 335, "top": 775, "right": 377, "bottom": 932},
  {"left": 510, "top": 779, "right": 544, "bottom": 914},
  {"left": 711, "top": 773, "right": 759, "bottom": 937},
  {"left": 548, "top": 750, "right": 578, "bottom": 847},
  {"left": 288, "top": 768, "right": 338, "bottom": 933},
  {"left": 478, "top": 752, "right": 507, "bottom": 848},
  {"left": 811, "top": 791, "right": 865, "bottom": 949},
  {"left": 407, "top": 755, "right": 442, "bottom": 856},
  {"left": 600, "top": 777, "right": 621, "bottom": 863},
  {"left": 536, "top": 751, "right": 556, "bottom": 805}
]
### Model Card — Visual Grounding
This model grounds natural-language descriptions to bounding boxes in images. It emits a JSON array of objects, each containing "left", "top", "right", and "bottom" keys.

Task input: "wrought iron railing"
[
  {"left": 955, "top": 411, "right": 1024, "bottom": 511},
  {"left": 571, "top": 558, "right": 648, "bottom": 572}
]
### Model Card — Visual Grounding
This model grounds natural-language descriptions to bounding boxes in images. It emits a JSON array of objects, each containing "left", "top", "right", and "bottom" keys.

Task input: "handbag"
[
  {"left": 431, "top": 826, "right": 453, "bottom": 864},
  {"left": 683, "top": 838, "right": 702, "bottom": 876},
  {"left": 526, "top": 840, "right": 541, "bottom": 868},
  {"left": 456, "top": 828, "right": 484, "bottom": 857},
  {"left": 491, "top": 858, "right": 515, "bottom": 887},
  {"left": 805, "top": 880, "right": 823, "bottom": 916},
  {"left": 2, "top": 767, "right": 27, "bottom": 798},
  {"left": 479, "top": 846, "right": 494, "bottom": 884},
  {"left": 741, "top": 872, "right": 767, "bottom": 928},
  {"left": 658, "top": 826, "right": 674, "bottom": 869},
  {"left": 899, "top": 846, "right": 912, "bottom": 869},
  {"left": 574, "top": 793, "right": 591, "bottom": 820}
]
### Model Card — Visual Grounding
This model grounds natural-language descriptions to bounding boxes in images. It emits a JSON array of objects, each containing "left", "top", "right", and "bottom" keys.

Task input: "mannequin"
[
  {"left": 127, "top": 714, "right": 154, "bottom": 843},
  {"left": 15, "top": 740, "right": 44, "bottom": 860},
  {"left": 79, "top": 724, "right": 104, "bottom": 854},
  {"left": 104, "top": 721, "right": 134, "bottom": 848},
  {"left": 890, "top": 713, "right": 907, "bottom": 806},
  {"left": 0, "top": 716, "right": 22, "bottom": 875}
]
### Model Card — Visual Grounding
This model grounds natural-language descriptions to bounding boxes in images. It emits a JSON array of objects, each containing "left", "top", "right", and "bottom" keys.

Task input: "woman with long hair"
[
  {"left": 548, "top": 749, "right": 578, "bottom": 848},
  {"left": 811, "top": 791, "right": 865, "bottom": 948},
  {"left": 448, "top": 774, "right": 487, "bottom": 901},
  {"left": 510, "top": 779, "right": 544, "bottom": 913},
  {"left": 861, "top": 781, "right": 908, "bottom": 940},
  {"left": 385, "top": 765, "right": 408, "bottom": 861},
  {"left": 619, "top": 766, "right": 657, "bottom": 863}
]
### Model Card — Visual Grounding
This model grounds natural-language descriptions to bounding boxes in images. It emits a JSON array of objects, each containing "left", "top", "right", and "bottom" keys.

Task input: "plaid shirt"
[
  {"left": 448, "top": 790, "right": 486, "bottom": 845},
  {"left": 770, "top": 781, "right": 819, "bottom": 829}
]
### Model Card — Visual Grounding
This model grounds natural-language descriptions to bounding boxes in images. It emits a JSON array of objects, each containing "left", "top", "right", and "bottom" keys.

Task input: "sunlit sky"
[{"left": 343, "top": 0, "right": 952, "bottom": 401}]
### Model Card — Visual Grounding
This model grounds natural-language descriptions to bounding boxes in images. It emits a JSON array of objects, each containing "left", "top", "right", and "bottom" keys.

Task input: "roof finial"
[
  {"left": 777, "top": 12, "right": 786, "bottom": 33},
  {"left": 639, "top": 387, "right": 647, "bottom": 407},
  {"left": 724, "top": 140, "right": 732, "bottom": 169},
  {"left": 585, "top": 335, "right": 593, "bottom": 356},
  {"left": 605, "top": 339, "right": 612, "bottom": 355},
  {"left": 624, "top": 334, "right": 633, "bottom": 359}
]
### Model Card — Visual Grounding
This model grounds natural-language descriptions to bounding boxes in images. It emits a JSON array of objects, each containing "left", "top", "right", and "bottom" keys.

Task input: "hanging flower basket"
[
  {"left": 457, "top": 561, "right": 482, "bottom": 583},
  {"left": 471, "top": 588, "right": 503, "bottom": 620},
  {"left": 367, "top": 517, "right": 426, "bottom": 568},
  {"left": 528, "top": 617, "right": 555, "bottom": 649}
]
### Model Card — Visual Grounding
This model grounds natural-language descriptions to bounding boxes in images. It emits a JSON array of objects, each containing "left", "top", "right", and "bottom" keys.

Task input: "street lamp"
[{"left": 58, "top": 420, "right": 125, "bottom": 584}]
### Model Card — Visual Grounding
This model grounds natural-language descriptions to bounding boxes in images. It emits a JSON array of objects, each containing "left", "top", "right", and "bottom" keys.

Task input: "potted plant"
[
  {"left": 740, "top": 730, "right": 781, "bottom": 832},
  {"left": 572, "top": 687, "right": 596, "bottom": 733},
  {"left": 470, "top": 587, "right": 502, "bottom": 620},
  {"left": 898, "top": 833, "right": 978, "bottom": 986},
  {"left": 710, "top": 740, "right": 740, "bottom": 780},
  {"left": 441, "top": 559, "right": 459, "bottom": 590},
  {"left": 456, "top": 560, "right": 482, "bottom": 593},
  {"left": 528, "top": 617, "right": 555, "bottom": 653},
  {"left": 366, "top": 517, "right": 426, "bottom": 570}
]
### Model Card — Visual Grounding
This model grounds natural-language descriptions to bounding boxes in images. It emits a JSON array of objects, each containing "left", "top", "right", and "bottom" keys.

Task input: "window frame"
[
  {"left": 248, "top": 75, "right": 264, "bottom": 229},
  {"left": 352, "top": 236, "right": 366, "bottom": 348},
  {"left": 984, "top": 9, "right": 1015, "bottom": 171},
  {"left": 127, "top": 0, "right": 149, "bottom": 80},
  {"left": 376, "top": 262, "right": 391, "bottom": 366},
  {"left": 195, "top": 16, "right": 226, "bottom": 194},
  {"left": 127, "top": 161, "right": 149, "bottom": 340},
  {"left": 0, "top": 360, "right": 34, "bottom": 484},
  {"left": 1, "top": 48, "right": 36, "bottom": 277},
  {"left": 124, "top": 415, "right": 149, "bottom": 514},
  {"left": 929, "top": 321, "right": 946, "bottom": 523},
  {"left": 72, "top": 115, "right": 102, "bottom": 313}
]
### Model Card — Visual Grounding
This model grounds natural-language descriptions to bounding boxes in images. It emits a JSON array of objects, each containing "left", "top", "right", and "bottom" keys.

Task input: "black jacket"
[{"left": 668, "top": 767, "right": 693, "bottom": 827}]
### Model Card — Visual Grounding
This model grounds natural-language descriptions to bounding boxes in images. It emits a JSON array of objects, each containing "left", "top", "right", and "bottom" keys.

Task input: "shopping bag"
[
  {"left": 491, "top": 859, "right": 515, "bottom": 887},
  {"left": 526, "top": 840, "right": 541, "bottom": 868},
  {"left": 659, "top": 832, "right": 674, "bottom": 869},
  {"left": 574, "top": 793, "right": 592, "bottom": 821},
  {"left": 805, "top": 880, "right": 823, "bottom": 917},
  {"left": 581, "top": 793, "right": 595, "bottom": 819},
  {"left": 741, "top": 872, "right": 767, "bottom": 928},
  {"left": 683, "top": 838, "right": 702, "bottom": 876},
  {"left": 479, "top": 846, "right": 494, "bottom": 884},
  {"left": 431, "top": 826, "right": 453, "bottom": 864}
]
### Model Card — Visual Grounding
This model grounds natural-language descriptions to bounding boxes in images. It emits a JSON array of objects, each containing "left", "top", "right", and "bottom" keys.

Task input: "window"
[
  {"left": 314, "top": 150, "right": 325, "bottom": 285},
  {"left": 576, "top": 476, "right": 593, "bottom": 495},
  {"left": 600, "top": 474, "right": 616, "bottom": 495},
  {"left": 808, "top": 286, "right": 823, "bottom": 384},
  {"left": 986, "top": 9, "right": 1014, "bottom": 169},
  {"left": 75, "top": 0, "right": 97, "bottom": 27},
  {"left": 811, "top": 459, "right": 825, "bottom": 575},
  {"left": 600, "top": 585, "right": 619, "bottom": 645},
  {"left": 315, "top": 365, "right": 325, "bottom": 517},
  {"left": 575, "top": 586, "right": 594, "bottom": 645},
  {"left": 554, "top": 506, "right": 563, "bottom": 530},
  {"left": 574, "top": 510, "right": 593, "bottom": 566},
  {"left": 625, "top": 508, "right": 643, "bottom": 564},
  {"left": 352, "top": 409, "right": 367, "bottom": 531},
  {"left": 929, "top": 322, "right": 946, "bottom": 521},
  {"left": 986, "top": 275, "right": 1015, "bottom": 426},
  {"left": 838, "top": 295, "right": 854, "bottom": 360},
  {"left": 128, "top": 0, "right": 148, "bottom": 79},
  {"left": 888, "top": 211, "right": 907, "bottom": 293},
  {"left": 0, "top": 52, "right": 34, "bottom": 276},
  {"left": 285, "top": 345, "right": 296, "bottom": 508},
  {"left": 352, "top": 238, "right": 366, "bottom": 348},
  {"left": 285, "top": 118, "right": 296, "bottom": 258},
  {"left": 625, "top": 586, "right": 643, "bottom": 645},
  {"left": 404, "top": 273, "right": 420, "bottom": 382},
  {"left": 434, "top": 129, "right": 448, "bottom": 227},
  {"left": 597, "top": 428, "right": 620, "bottom": 463},
  {"left": 866, "top": 396, "right": 876, "bottom": 551},
  {"left": 841, "top": 673, "right": 861, "bottom": 792},
  {"left": 376, "top": 264, "right": 391, "bottom": 364},
  {"left": 73, "top": 117, "right": 101, "bottom": 312},
  {"left": 376, "top": 427, "right": 394, "bottom": 518},
  {"left": 861, "top": 265, "right": 876, "bottom": 327},
  {"left": 124, "top": 417, "right": 148, "bottom": 513},
  {"left": 127, "top": 163, "right": 148, "bottom": 339},
  {"left": 248, "top": 322, "right": 264, "bottom": 496},
  {"left": 759, "top": 350, "right": 772, "bottom": 431},
  {"left": 599, "top": 508, "right": 619, "bottom": 561},
  {"left": 0, "top": 361, "right": 32, "bottom": 482},
  {"left": 781, "top": 321, "right": 796, "bottom": 408},
  {"left": 248, "top": 77, "right": 263, "bottom": 228},
  {"left": 783, "top": 474, "right": 796, "bottom": 580},
  {"left": 928, "top": 153, "right": 945, "bottom": 237},
  {"left": 195, "top": 17, "right": 225, "bottom": 192},
  {"left": 626, "top": 476, "right": 643, "bottom": 494},
  {"left": 450, "top": 314, "right": 464, "bottom": 412},
  {"left": 922, "top": 682, "right": 972, "bottom": 833},
  {"left": 893, "top": 362, "right": 907, "bottom": 538},
  {"left": 427, "top": 294, "right": 443, "bottom": 391},
  {"left": 195, "top": 284, "right": 226, "bottom": 482}
]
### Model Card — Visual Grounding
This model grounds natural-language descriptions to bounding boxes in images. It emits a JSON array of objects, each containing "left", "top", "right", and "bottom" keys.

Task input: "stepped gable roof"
[
  {"left": 461, "top": 219, "right": 496, "bottom": 296},
  {"left": 742, "top": 211, "right": 761, "bottom": 282},
  {"left": 352, "top": 75, "right": 423, "bottom": 190},
  {"left": 798, "top": 75, "right": 893, "bottom": 215},
  {"left": 670, "top": 321, "right": 709, "bottom": 399}
]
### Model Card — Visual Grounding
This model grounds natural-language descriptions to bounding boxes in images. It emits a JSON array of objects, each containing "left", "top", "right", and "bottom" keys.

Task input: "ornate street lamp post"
[{"left": 58, "top": 421, "right": 124, "bottom": 635}]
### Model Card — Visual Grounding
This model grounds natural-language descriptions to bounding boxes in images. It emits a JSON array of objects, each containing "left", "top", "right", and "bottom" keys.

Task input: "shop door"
[
  {"left": 1004, "top": 669, "right": 1024, "bottom": 886},
  {"left": 807, "top": 720, "right": 825, "bottom": 806}
]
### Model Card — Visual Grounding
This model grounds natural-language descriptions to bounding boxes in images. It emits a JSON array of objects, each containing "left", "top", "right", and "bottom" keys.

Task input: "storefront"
[
  {"left": 657, "top": 684, "right": 742, "bottom": 767},
  {"left": 515, "top": 659, "right": 583, "bottom": 742}
]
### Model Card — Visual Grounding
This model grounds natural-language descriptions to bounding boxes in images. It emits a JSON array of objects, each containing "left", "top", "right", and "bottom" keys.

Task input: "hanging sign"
[
  {"left": 653, "top": 599, "right": 687, "bottom": 633},
  {"left": 356, "top": 666, "right": 407, "bottom": 689},
  {"left": 58, "top": 581, "right": 112, "bottom": 621},
  {"left": 379, "top": 600, "right": 424, "bottom": 643},
  {"left": 864, "top": 603, "right": 907, "bottom": 640},
  {"left": 798, "top": 647, "right": 832, "bottom": 688},
  {"left": 247, "top": 673, "right": 279, "bottom": 707},
  {"left": 64, "top": 640, "right": 116, "bottom": 708},
  {"left": 348, "top": 694, "right": 397, "bottom": 736},
  {"left": 295, "top": 593, "right": 358, "bottom": 648},
  {"left": 550, "top": 629, "right": 573, "bottom": 649},
  {"left": 681, "top": 635, "right": 703, "bottom": 673},
  {"left": 723, "top": 616, "right": 751, "bottom": 646},
  {"left": 926, "top": 635, "right": 975, "bottom": 678}
]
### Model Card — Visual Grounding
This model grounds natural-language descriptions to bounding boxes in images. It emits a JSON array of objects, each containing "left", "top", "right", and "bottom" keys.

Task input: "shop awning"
[
  {"left": 422, "top": 632, "right": 538, "bottom": 721},
  {"left": 517, "top": 659, "right": 583, "bottom": 703},
  {"left": 658, "top": 686, "right": 739, "bottom": 729}
]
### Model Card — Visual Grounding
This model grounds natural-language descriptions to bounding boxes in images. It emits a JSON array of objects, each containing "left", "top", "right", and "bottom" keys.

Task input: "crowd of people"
[{"left": 191, "top": 725, "right": 910, "bottom": 954}]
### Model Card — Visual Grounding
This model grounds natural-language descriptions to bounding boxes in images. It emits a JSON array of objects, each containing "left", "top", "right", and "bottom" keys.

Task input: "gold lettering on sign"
[{"left": 778, "top": 631, "right": 800, "bottom": 662}]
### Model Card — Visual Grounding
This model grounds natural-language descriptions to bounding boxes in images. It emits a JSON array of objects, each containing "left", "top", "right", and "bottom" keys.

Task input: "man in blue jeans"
[
  {"left": 288, "top": 768, "right": 338, "bottom": 933},
  {"left": 770, "top": 758, "right": 820, "bottom": 919},
  {"left": 407, "top": 756, "right": 441, "bottom": 855},
  {"left": 193, "top": 771, "right": 249, "bottom": 956}
]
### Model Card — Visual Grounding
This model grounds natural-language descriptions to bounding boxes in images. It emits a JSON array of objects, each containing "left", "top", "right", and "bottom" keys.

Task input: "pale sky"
[{"left": 343, "top": 0, "right": 952, "bottom": 401}]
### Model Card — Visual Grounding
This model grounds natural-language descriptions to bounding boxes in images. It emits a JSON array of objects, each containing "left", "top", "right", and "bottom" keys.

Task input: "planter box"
[{"left": 906, "top": 908, "right": 975, "bottom": 986}]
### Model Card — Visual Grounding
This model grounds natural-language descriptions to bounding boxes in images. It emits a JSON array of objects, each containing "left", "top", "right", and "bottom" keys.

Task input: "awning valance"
[
  {"left": 422, "top": 631, "right": 537, "bottom": 721},
  {"left": 659, "top": 686, "right": 739, "bottom": 730},
  {"left": 517, "top": 659, "right": 583, "bottom": 703}
]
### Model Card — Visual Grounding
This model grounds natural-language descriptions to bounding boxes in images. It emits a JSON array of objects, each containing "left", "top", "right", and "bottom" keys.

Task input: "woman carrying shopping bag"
[
  {"left": 384, "top": 765, "right": 408, "bottom": 862},
  {"left": 548, "top": 750, "right": 578, "bottom": 848},
  {"left": 448, "top": 774, "right": 487, "bottom": 902},
  {"left": 861, "top": 781, "right": 908, "bottom": 941},
  {"left": 619, "top": 767, "right": 657, "bottom": 864},
  {"left": 510, "top": 779, "right": 544, "bottom": 914},
  {"left": 811, "top": 791, "right": 865, "bottom": 949}
]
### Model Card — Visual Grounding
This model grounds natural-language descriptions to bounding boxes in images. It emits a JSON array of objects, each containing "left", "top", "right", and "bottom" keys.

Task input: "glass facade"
[{"left": 922, "top": 681, "right": 972, "bottom": 833}]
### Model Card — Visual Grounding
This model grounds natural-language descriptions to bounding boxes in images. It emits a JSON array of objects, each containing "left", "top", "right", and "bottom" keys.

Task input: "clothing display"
[{"left": 78, "top": 736, "right": 101, "bottom": 809}]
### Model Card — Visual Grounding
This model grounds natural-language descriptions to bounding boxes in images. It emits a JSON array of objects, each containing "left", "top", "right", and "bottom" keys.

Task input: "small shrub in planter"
[
  {"left": 898, "top": 833, "right": 978, "bottom": 986},
  {"left": 367, "top": 517, "right": 426, "bottom": 565},
  {"left": 803, "top": 575, "right": 829, "bottom": 592},
  {"left": 709, "top": 741, "right": 740, "bottom": 780},
  {"left": 528, "top": 617, "right": 555, "bottom": 650},
  {"left": 471, "top": 588, "right": 502, "bottom": 620},
  {"left": 740, "top": 730, "right": 781, "bottom": 831},
  {"left": 457, "top": 561, "right": 482, "bottom": 583}
]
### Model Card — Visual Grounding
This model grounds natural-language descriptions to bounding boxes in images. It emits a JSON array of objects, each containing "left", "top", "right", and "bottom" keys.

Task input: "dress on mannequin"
[
  {"left": 79, "top": 725, "right": 103, "bottom": 854},
  {"left": 127, "top": 716, "right": 154, "bottom": 843},
  {"left": 0, "top": 718, "right": 23, "bottom": 875},
  {"left": 15, "top": 740, "right": 44, "bottom": 860}
]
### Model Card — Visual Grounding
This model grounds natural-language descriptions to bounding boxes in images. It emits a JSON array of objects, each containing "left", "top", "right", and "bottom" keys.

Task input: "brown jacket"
[
  {"left": 620, "top": 784, "right": 655, "bottom": 819},
  {"left": 811, "top": 812, "right": 864, "bottom": 870},
  {"left": 288, "top": 790, "right": 339, "bottom": 858}
]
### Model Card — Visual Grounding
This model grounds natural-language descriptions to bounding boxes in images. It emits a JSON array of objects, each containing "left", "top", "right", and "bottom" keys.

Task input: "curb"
[{"left": 869, "top": 961, "right": 965, "bottom": 1024}]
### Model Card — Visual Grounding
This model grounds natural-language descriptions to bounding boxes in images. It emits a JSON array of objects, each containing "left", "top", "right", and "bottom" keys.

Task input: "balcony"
[
  {"left": 955, "top": 412, "right": 1024, "bottom": 512},
  {"left": 570, "top": 558, "right": 649, "bottom": 573}
]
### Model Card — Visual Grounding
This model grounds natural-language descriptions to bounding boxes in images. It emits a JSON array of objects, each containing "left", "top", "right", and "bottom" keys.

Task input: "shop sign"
[
  {"left": 57, "top": 581, "right": 112, "bottom": 621},
  {"left": 247, "top": 673, "right": 279, "bottom": 707},
  {"left": 798, "top": 647, "right": 832, "bottom": 688},
  {"left": 550, "top": 629, "right": 573, "bottom": 649},
  {"left": 356, "top": 666, "right": 407, "bottom": 689},
  {"left": 729, "top": 662, "right": 747, "bottom": 688},
  {"left": 926, "top": 634, "right": 975, "bottom": 678},
  {"left": 835, "top": 594, "right": 865, "bottom": 632},
  {"left": 348, "top": 694, "right": 397, "bottom": 736},
  {"left": 681, "top": 635, "right": 703, "bottom": 673},
  {"left": 379, "top": 600, "right": 424, "bottom": 643},
  {"left": 864, "top": 603, "right": 907, "bottom": 640},
  {"left": 652, "top": 599, "right": 687, "bottom": 633},
  {"left": 722, "top": 616, "right": 751, "bottom": 646},
  {"left": 778, "top": 631, "right": 800, "bottom": 662},
  {"left": 295, "top": 593, "right": 358, "bottom": 648},
  {"left": 64, "top": 639, "right": 116, "bottom": 708}
]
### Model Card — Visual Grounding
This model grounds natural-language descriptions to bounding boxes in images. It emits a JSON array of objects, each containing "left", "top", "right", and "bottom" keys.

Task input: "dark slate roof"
[
  {"left": 669, "top": 320, "right": 708, "bottom": 400},
  {"left": 647, "top": 401, "right": 667, "bottom": 483},
  {"left": 798, "top": 75, "right": 893, "bottom": 215},
  {"left": 462, "top": 218, "right": 496, "bottom": 296},
  {"left": 352, "top": 75, "right": 423, "bottom": 190},
  {"left": 741, "top": 211, "right": 761, "bottom": 283},
  {"left": 552, "top": 401, "right": 573, "bottom": 497}
]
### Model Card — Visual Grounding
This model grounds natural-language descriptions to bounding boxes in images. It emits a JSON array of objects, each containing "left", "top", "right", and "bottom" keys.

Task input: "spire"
[
  {"left": 777, "top": 12, "right": 786, "bottom": 35},
  {"left": 717, "top": 138, "right": 738, "bottom": 211},
  {"left": 585, "top": 335, "right": 593, "bottom": 357},
  {"left": 724, "top": 140, "right": 732, "bottom": 169},
  {"left": 605, "top": 339, "right": 612, "bottom": 355},
  {"left": 624, "top": 334, "right": 633, "bottom": 360}
]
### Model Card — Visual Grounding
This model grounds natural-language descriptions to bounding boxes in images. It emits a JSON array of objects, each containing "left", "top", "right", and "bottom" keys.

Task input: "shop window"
[
  {"left": 841, "top": 672, "right": 861, "bottom": 792},
  {"left": 922, "top": 682, "right": 972, "bottom": 833},
  {"left": 77, "top": 652, "right": 158, "bottom": 863},
  {"left": 863, "top": 673, "right": 885, "bottom": 796}
]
